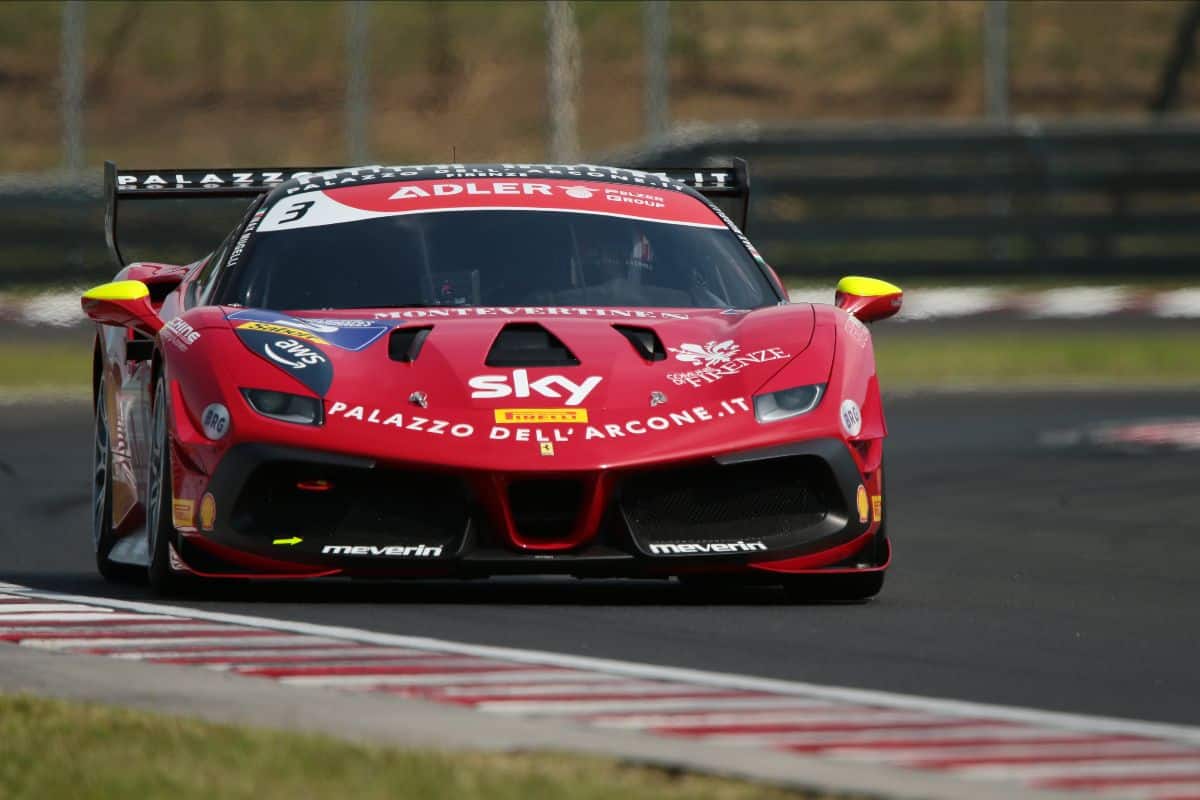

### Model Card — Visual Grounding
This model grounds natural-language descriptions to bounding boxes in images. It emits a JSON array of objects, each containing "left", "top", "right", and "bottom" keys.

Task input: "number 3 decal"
[{"left": 278, "top": 200, "right": 314, "bottom": 224}]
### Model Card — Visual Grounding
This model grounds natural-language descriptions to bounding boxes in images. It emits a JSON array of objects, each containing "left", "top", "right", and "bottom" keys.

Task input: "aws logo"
[{"left": 264, "top": 338, "right": 327, "bottom": 369}]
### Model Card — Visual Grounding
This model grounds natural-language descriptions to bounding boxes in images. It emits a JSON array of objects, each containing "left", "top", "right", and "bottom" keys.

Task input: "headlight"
[
  {"left": 241, "top": 389, "right": 323, "bottom": 425},
  {"left": 754, "top": 383, "right": 824, "bottom": 423}
]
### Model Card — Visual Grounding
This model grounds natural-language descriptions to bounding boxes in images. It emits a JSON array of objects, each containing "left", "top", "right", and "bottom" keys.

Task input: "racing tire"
[
  {"left": 93, "top": 375, "right": 143, "bottom": 583},
  {"left": 145, "top": 373, "right": 192, "bottom": 596}
]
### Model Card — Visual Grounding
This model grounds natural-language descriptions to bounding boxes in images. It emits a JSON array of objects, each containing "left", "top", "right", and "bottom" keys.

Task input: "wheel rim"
[
  {"left": 147, "top": 380, "right": 166, "bottom": 558},
  {"left": 91, "top": 382, "right": 109, "bottom": 550}
]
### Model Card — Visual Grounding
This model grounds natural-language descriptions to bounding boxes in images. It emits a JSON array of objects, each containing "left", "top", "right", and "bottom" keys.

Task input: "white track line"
[
  {"left": 958, "top": 758, "right": 1200, "bottom": 781},
  {"left": 730, "top": 725, "right": 1121, "bottom": 748},
  {"left": 23, "top": 634, "right": 329, "bottom": 650},
  {"left": 0, "top": 604, "right": 114, "bottom": 615},
  {"left": 470, "top": 694, "right": 770, "bottom": 716},
  {"left": 5, "top": 583, "right": 1200, "bottom": 747},
  {"left": 434, "top": 681, "right": 726, "bottom": 698},
  {"left": 1074, "top": 782, "right": 1200, "bottom": 798},
  {"left": 107, "top": 646, "right": 430, "bottom": 661},
  {"left": 283, "top": 669, "right": 591, "bottom": 688},
  {"left": 833, "top": 740, "right": 1196, "bottom": 764}
]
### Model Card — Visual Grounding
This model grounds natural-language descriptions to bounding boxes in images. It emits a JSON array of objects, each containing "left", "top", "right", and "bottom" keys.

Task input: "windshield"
[{"left": 219, "top": 180, "right": 778, "bottom": 311}]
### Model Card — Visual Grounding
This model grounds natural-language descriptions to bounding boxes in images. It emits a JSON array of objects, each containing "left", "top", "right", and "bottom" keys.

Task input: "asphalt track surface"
[{"left": 2, "top": 390, "right": 1198, "bottom": 727}]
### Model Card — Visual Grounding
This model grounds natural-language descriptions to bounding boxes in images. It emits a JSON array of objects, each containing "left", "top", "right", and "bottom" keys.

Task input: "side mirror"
[
  {"left": 835, "top": 276, "right": 903, "bottom": 323},
  {"left": 81, "top": 280, "right": 163, "bottom": 335}
]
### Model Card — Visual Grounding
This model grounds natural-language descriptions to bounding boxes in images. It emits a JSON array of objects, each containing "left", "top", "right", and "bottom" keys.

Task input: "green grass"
[
  {"left": 0, "top": 694, "right": 841, "bottom": 800},
  {"left": 876, "top": 332, "right": 1200, "bottom": 387},
  {"left": 0, "top": 340, "right": 90, "bottom": 390},
  {"left": 2, "top": 330, "right": 1197, "bottom": 396}
]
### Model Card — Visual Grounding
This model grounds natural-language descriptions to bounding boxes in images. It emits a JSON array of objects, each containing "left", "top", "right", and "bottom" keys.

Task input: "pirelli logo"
[
  {"left": 236, "top": 321, "right": 328, "bottom": 344},
  {"left": 494, "top": 408, "right": 588, "bottom": 424}
]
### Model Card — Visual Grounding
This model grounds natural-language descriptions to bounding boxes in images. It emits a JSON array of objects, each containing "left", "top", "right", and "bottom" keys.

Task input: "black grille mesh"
[
  {"left": 620, "top": 456, "right": 842, "bottom": 544},
  {"left": 507, "top": 479, "right": 583, "bottom": 540},
  {"left": 231, "top": 463, "right": 469, "bottom": 545}
]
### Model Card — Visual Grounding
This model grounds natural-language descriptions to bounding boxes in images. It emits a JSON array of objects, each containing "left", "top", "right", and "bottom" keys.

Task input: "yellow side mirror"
[
  {"left": 81, "top": 280, "right": 164, "bottom": 334},
  {"left": 835, "top": 276, "right": 903, "bottom": 323}
]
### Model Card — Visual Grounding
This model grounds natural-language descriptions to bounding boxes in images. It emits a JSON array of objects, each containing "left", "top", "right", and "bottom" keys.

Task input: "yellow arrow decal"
[{"left": 272, "top": 536, "right": 303, "bottom": 546}]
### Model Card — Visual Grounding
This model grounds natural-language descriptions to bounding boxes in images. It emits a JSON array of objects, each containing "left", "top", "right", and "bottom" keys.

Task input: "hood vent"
[
  {"left": 388, "top": 326, "right": 432, "bottom": 362},
  {"left": 485, "top": 323, "right": 579, "bottom": 367},
  {"left": 613, "top": 325, "right": 667, "bottom": 362}
]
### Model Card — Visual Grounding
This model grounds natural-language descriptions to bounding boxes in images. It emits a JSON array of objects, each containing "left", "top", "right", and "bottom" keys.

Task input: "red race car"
[{"left": 83, "top": 162, "right": 901, "bottom": 599}]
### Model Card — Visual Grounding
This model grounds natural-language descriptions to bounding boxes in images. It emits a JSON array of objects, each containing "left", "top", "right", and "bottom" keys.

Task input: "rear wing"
[
  {"left": 104, "top": 161, "right": 335, "bottom": 267},
  {"left": 641, "top": 158, "right": 750, "bottom": 233},
  {"left": 104, "top": 159, "right": 750, "bottom": 267}
]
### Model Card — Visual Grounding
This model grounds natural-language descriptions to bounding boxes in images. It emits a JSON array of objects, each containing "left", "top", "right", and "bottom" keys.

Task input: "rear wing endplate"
[
  {"left": 104, "top": 159, "right": 750, "bottom": 267},
  {"left": 643, "top": 158, "right": 750, "bottom": 233}
]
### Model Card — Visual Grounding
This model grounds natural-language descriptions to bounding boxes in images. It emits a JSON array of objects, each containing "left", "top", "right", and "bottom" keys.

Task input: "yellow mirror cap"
[
  {"left": 837, "top": 276, "right": 902, "bottom": 297},
  {"left": 82, "top": 280, "right": 150, "bottom": 302}
]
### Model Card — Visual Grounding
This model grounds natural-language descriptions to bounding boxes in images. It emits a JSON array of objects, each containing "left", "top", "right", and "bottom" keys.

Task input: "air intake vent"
[
  {"left": 613, "top": 325, "right": 666, "bottom": 362},
  {"left": 508, "top": 479, "right": 583, "bottom": 541},
  {"left": 485, "top": 323, "right": 579, "bottom": 367},
  {"left": 388, "top": 326, "right": 432, "bottom": 362}
]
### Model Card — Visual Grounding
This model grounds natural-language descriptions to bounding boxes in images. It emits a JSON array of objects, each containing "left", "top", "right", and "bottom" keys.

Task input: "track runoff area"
[{"left": 2, "top": 583, "right": 1200, "bottom": 799}]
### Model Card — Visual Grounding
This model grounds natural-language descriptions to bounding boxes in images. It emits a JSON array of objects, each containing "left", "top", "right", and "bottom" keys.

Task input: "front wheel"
[
  {"left": 145, "top": 373, "right": 191, "bottom": 596},
  {"left": 93, "top": 375, "right": 141, "bottom": 583}
]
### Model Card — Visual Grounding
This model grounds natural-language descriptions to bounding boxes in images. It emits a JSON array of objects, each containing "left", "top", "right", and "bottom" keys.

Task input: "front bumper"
[{"left": 175, "top": 437, "right": 885, "bottom": 579}]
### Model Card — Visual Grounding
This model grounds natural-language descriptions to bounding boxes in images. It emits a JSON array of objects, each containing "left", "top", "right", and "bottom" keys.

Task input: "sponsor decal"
[
  {"left": 579, "top": 397, "right": 750, "bottom": 440},
  {"left": 262, "top": 177, "right": 726, "bottom": 233},
  {"left": 200, "top": 404, "right": 229, "bottom": 440},
  {"left": 495, "top": 408, "right": 588, "bottom": 424},
  {"left": 648, "top": 540, "right": 767, "bottom": 555},
  {"left": 322, "top": 544, "right": 444, "bottom": 558},
  {"left": 171, "top": 498, "right": 194, "bottom": 529},
  {"left": 227, "top": 309, "right": 391, "bottom": 351},
  {"left": 540, "top": 442, "right": 555, "bottom": 456},
  {"left": 273, "top": 536, "right": 303, "bottom": 545},
  {"left": 199, "top": 493, "right": 216, "bottom": 531},
  {"left": 236, "top": 325, "right": 335, "bottom": 396},
  {"left": 331, "top": 396, "right": 747, "bottom": 445},
  {"left": 469, "top": 369, "right": 601, "bottom": 407},
  {"left": 872, "top": 494, "right": 882, "bottom": 523},
  {"left": 226, "top": 209, "right": 265, "bottom": 270},
  {"left": 672, "top": 339, "right": 739, "bottom": 367},
  {"left": 372, "top": 307, "right": 689, "bottom": 320},
  {"left": 841, "top": 399, "right": 863, "bottom": 437},
  {"left": 327, "top": 401, "right": 474, "bottom": 438},
  {"left": 666, "top": 339, "right": 790, "bottom": 388},
  {"left": 162, "top": 317, "right": 202, "bottom": 352},
  {"left": 844, "top": 316, "right": 870, "bottom": 348},
  {"left": 116, "top": 171, "right": 314, "bottom": 191},
  {"left": 856, "top": 485, "right": 870, "bottom": 524},
  {"left": 236, "top": 321, "right": 329, "bottom": 344}
]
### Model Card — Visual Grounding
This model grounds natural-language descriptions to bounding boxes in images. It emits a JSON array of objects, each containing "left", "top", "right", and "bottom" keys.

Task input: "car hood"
[{"left": 223, "top": 305, "right": 835, "bottom": 471}]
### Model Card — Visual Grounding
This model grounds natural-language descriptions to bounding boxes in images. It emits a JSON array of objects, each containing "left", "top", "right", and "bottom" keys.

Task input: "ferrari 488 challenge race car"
[{"left": 83, "top": 161, "right": 902, "bottom": 600}]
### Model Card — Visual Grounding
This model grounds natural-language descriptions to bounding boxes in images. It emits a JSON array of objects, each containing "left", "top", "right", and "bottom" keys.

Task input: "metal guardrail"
[
  {"left": 4, "top": 118, "right": 1200, "bottom": 285},
  {"left": 624, "top": 118, "right": 1200, "bottom": 278}
]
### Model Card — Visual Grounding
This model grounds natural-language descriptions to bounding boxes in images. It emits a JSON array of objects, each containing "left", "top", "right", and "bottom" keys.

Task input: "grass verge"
[
  {"left": 0, "top": 694, "right": 843, "bottom": 800},
  {"left": 1, "top": 331, "right": 1197, "bottom": 396},
  {"left": 0, "top": 340, "right": 90, "bottom": 391},
  {"left": 876, "top": 331, "right": 1200, "bottom": 387}
]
